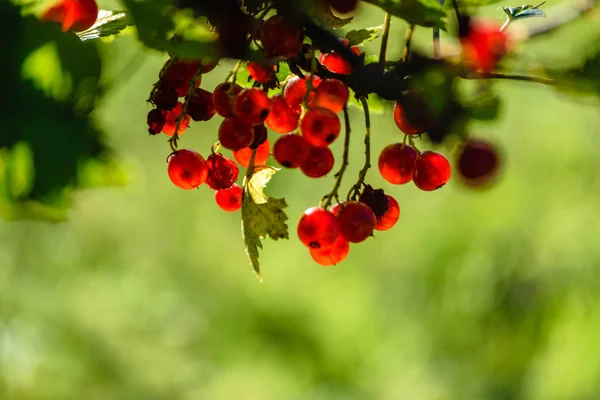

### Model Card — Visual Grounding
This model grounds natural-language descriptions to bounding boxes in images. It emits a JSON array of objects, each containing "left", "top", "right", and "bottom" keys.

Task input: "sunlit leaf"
[
  {"left": 345, "top": 25, "right": 383, "bottom": 46},
  {"left": 76, "top": 10, "right": 132, "bottom": 41},
  {"left": 502, "top": 3, "right": 547, "bottom": 20},
  {"left": 248, "top": 166, "right": 279, "bottom": 205}
]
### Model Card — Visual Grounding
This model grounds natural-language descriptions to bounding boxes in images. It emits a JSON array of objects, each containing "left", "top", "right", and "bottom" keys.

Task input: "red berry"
[
  {"left": 187, "top": 88, "right": 215, "bottom": 122},
  {"left": 163, "top": 60, "right": 202, "bottom": 97},
  {"left": 297, "top": 207, "right": 340, "bottom": 249},
  {"left": 393, "top": 92, "right": 432, "bottom": 135},
  {"left": 301, "top": 107, "right": 341, "bottom": 147},
  {"left": 336, "top": 201, "right": 376, "bottom": 243},
  {"left": 215, "top": 183, "right": 243, "bottom": 212},
  {"left": 413, "top": 151, "right": 451, "bottom": 191},
  {"left": 233, "top": 139, "right": 270, "bottom": 168},
  {"left": 273, "top": 134, "right": 309, "bottom": 168},
  {"left": 266, "top": 94, "right": 299, "bottom": 133},
  {"left": 234, "top": 88, "right": 271, "bottom": 126},
  {"left": 261, "top": 16, "right": 303, "bottom": 59},
  {"left": 167, "top": 149, "right": 208, "bottom": 189},
  {"left": 218, "top": 117, "right": 254, "bottom": 150},
  {"left": 283, "top": 75, "right": 322, "bottom": 114},
  {"left": 378, "top": 143, "right": 417, "bottom": 184},
  {"left": 461, "top": 20, "right": 508, "bottom": 73},
  {"left": 40, "top": 0, "right": 98, "bottom": 32},
  {"left": 327, "top": 0, "right": 359, "bottom": 14},
  {"left": 310, "top": 235, "right": 350, "bottom": 266},
  {"left": 206, "top": 153, "right": 239, "bottom": 190},
  {"left": 247, "top": 62, "right": 276, "bottom": 83},
  {"left": 213, "top": 82, "right": 242, "bottom": 118},
  {"left": 300, "top": 145, "right": 335, "bottom": 178},
  {"left": 456, "top": 139, "right": 500, "bottom": 187},
  {"left": 357, "top": 184, "right": 388, "bottom": 218},
  {"left": 147, "top": 109, "right": 166, "bottom": 135},
  {"left": 249, "top": 124, "right": 268, "bottom": 149},
  {"left": 374, "top": 195, "right": 399, "bottom": 231},
  {"left": 319, "top": 52, "right": 351, "bottom": 75},
  {"left": 312, "top": 79, "right": 349, "bottom": 113},
  {"left": 162, "top": 102, "right": 190, "bottom": 136},
  {"left": 152, "top": 82, "right": 178, "bottom": 111}
]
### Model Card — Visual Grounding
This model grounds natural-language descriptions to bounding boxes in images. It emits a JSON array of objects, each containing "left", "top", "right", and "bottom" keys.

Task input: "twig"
[
  {"left": 461, "top": 71, "right": 555, "bottom": 85},
  {"left": 321, "top": 106, "right": 351, "bottom": 209},
  {"left": 379, "top": 13, "right": 392, "bottom": 69},
  {"left": 402, "top": 25, "right": 415, "bottom": 64},
  {"left": 347, "top": 97, "right": 371, "bottom": 200}
]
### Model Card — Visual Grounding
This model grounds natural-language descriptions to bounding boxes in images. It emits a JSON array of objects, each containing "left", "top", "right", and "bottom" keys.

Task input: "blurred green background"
[{"left": 2, "top": 1, "right": 600, "bottom": 399}]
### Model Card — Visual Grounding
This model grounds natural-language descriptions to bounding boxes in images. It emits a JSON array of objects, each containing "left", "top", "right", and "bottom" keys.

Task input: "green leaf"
[
  {"left": 314, "top": 1, "right": 354, "bottom": 28},
  {"left": 502, "top": 3, "right": 547, "bottom": 21},
  {"left": 363, "top": 0, "right": 446, "bottom": 29},
  {"left": 345, "top": 25, "right": 383, "bottom": 46},
  {"left": 76, "top": 10, "right": 132, "bottom": 41},
  {"left": 247, "top": 166, "right": 279, "bottom": 204}
]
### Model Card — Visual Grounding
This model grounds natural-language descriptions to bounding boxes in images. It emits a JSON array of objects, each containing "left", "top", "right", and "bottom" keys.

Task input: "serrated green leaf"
[
  {"left": 502, "top": 4, "right": 547, "bottom": 20},
  {"left": 248, "top": 166, "right": 279, "bottom": 204},
  {"left": 363, "top": 0, "right": 446, "bottom": 29},
  {"left": 345, "top": 25, "right": 383, "bottom": 46},
  {"left": 76, "top": 10, "right": 132, "bottom": 41},
  {"left": 314, "top": 1, "right": 354, "bottom": 28}
]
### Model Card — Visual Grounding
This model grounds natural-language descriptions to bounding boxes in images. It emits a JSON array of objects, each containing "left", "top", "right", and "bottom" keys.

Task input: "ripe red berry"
[
  {"left": 374, "top": 195, "right": 399, "bottom": 231},
  {"left": 215, "top": 183, "right": 243, "bottom": 212},
  {"left": 266, "top": 94, "right": 299, "bottom": 133},
  {"left": 378, "top": 143, "right": 417, "bottom": 184},
  {"left": 456, "top": 139, "right": 500, "bottom": 187},
  {"left": 336, "top": 201, "right": 376, "bottom": 243},
  {"left": 461, "top": 20, "right": 508, "bottom": 73},
  {"left": 301, "top": 107, "right": 341, "bottom": 147},
  {"left": 213, "top": 82, "right": 242, "bottom": 118},
  {"left": 234, "top": 88, "right": 271, "bottom": 126},
  {"left": 205, "top": 153, "right": 239, "bottom": 190},
  {"left": 393, "top": 92, "right": 432, "bottom": 135},
  {"left": 310, "top": 235, "right": 350, "bottom": 266},
  {"left": 319, "top": 44, "right": 360, "bottom": 75},
  {"left": 261, "top": 15, "right": 303, "bottom": 59},
  {"left": 297, "top": 207, "right": 340, "bottom": 249},
  {"left": 273, "top": 134, "right": 309, "bottom": 168},
  {"left": 187, "top": 88, "right": 215, "bottom": 122},
  {"left": 327, "top": 0, "right": 359, "bottom": 14},
  {"left": 218, "top": 117, "right": 254, "bottom": 150},
  {"left": 163, "top": 60, "right": 202, "bottom": 97},
  {"left": 152, "top": 82, "right": 178, "bottom": 111},
  {"left": 233, "top": 139, "right": 270, "bottom": 168},
  {"left": 167, "top": 149, "right": 208, "bottom": 189},
  {"left": 300, "top": 145, "right": 335, "bottom": 178},
  {"left": 413, "top": 151, "right": 451, "bottom": 191},
  {"left": 247, "top": 62, "right": 276, "bottom": 83},
  {"left": 312, "top": 79, "right": 349, "bottom": 114},
  {"left": 162, "top": 102, "right": 190, "bottom": 136},
  {"left": 249, "top": 124, "right": 268, "bottom": 149},
  {"left": 147, "top": 109, "right": 166, "bottom": 135},
  {"left": 283, "top": 75, "right": 322, "bottom": 114},
  {"left": 40, "top": 0, "right": 99, "bottom": 32}
]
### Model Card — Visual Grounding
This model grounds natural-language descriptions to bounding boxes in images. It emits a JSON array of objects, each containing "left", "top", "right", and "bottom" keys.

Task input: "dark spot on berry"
[
  {"left": 309, "top": 241, "right": 320, "bottom": 249},
  {"left": 325, "top": 134, "right": 335, "bottom": 143}
]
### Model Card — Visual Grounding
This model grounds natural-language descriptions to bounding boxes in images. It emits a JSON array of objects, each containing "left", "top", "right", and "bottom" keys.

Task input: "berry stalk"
[
  {"left": 348, "top": 96, "right": 371, "bottom": 200},
  {"left": 321, "top": 106, "right": 351, "bottom": 209},
  {"left": 168, "top": 67, "right": 203, "bottom": 152},
  {"left": 379, "top": 12, "right": 392, "bottom": 69}
]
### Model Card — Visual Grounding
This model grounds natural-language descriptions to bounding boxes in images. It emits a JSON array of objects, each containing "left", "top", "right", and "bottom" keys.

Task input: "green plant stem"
[
  {"left": 461, "top": 71, "right": 555, "bottom": 85},
  {"left": 168, "top": 69, "right": 202, "bottom": 152},
  {"left": 500, "top": 18, "right": 512, "bottom": 32},
  {"left": 379, "top": 13, "right": 392, "bottom": 69},
  {"left": 321, "top": 106, "right": 351, "bottom": 209},
  {"left": 226, "top": 60, "right": 243, "bottom": 85},
  {"left": 302, "top": 49, "right": 318, "bottom": 109},
  {"left": 402, "top": 25, "right": 415, "bottom": 64},
  {"left": 348, "top": 97, "right": 371, "bottom": 200}
]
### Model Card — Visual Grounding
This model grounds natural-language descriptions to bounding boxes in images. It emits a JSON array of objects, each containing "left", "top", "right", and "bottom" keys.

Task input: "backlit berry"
[
  {"left": 300, "top": 145, "right": 334, "bottom": 178},
  {"left": 162, "top": 102, "right": 190, "bottom": 136},
  {"left": 234, "top": 139, "right": 270, "bottom": 168},
  {"left": 283, "top": 75, "right": 322, "bottom": 114},
  {"left": 378, "top": 143, "right": 417, "bottom": 184},
  {"left": 393, "top": 91, "right": 433, "bottom": 135},
  {"left": 234, "top": 88, "right": 270, "bottom": 126},
  {"left": 213, "top": 82, "right": 242, "bottom": 118},
  {"left": 413, "top": 151, "right": 451, "bottom": 191},
  {"left": 40, "top": 0, "right": 99, "bottom": 32},
  {"left": 310, "top": 235, "right": 350, "bottom": 266},
  {"left": 297, "top": 207, "right": 340, "bottom": 249},
  {"left": 163, "top": 60, "right": 202, "bottom": 97},
  {"left": 273, "top": 134, "right": 309, "bottom": 168},
  {"left": 152, "top": 82, "right": 178, "bottom": 111},
  {"left": 301, "top": 107, "right": 341, "bottom": 147},
  {"left": 206, "top": 153, "right": 239, "bottom": 190},
  {"left": 456, "top": 138, "right": 500, "bottom": 187},
  {"left": 187, "top": 88, "right": 215, "bottom": 122},
  {"left": 374, "top": 195, "right": 399, "bottom": 231},
  {"left": 249, "top": 124, "right": 268, "bottom": 149},
  {"left": 215, "top": 183, "right": 243, "bottom": 212},
  {"left": 247, "top": 62, "right": 276, "bottom": 83},
  {"left": 319, "top": 44, "right": 360, "bottom": 75},
  {"left": 147, "top": 109, "right": 166, "bottom": 135},
  {"left": 266, "top": 94, "right": 299, "bottom": 133},
  {"left": 218, "top": 117, "right": 254, "bottom": 150},
  {"left": 461, "top": 20, "right": 508, "bottom": 73},
  {"left": 336, "top": 201, "right": 376, "bottom": 243},
  {"left": 167, "top": 149, "right": 208, "bottom": 189},
  {"left": 312, "top": 79, "right": 349, "bottom": 113},
  {"left": 261, "top": 16, "right": 303, "bottom": 59}
]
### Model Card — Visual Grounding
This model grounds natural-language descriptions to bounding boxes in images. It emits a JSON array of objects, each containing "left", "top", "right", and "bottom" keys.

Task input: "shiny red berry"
[
  {"left": 234, "top": 139, "right": 270, "bottom": 168},
  {"left": 283, "top": 75, "right": 322, "bottom": 114},
  {"left": 167, "top": 149, "right": 208, "bottom": 189},
  {"left": 300, "top": 145, "right": 335, "bottom": 178},
  {"left": 301, "top": 107, "right": 341, "bottom": 147},
  {"left": 187, "top": 88, "right": 215, "bottom": 122},
  {"left": 312, "top": 79, "right": 349, "bottom": 113},
  {"left": 378, "top": 143, "right": 417, "bottom": 184},
  {"left": 152, "top": 82, "right": 178, "bottom": 111},
  {"left": 218, "top": 117, "right": 254, "bottom": 150},
  {"left": 456, "top": 138, "right": 500, "bottom": 187},
  {"left": 297, "top": 207, "right": 340, "bottom": 249},
  {"left": 374, "top": 195, "right": 399, "bottom": 231},
  {"left": 319, "top": 44, "right": 359, "bottom": 75},
  {"left": 310, "top": 235, "right": 350, "bottom": 266},
  {"left": 273, "top": 134, "right": 309, "bottom": 168},
  {"left": 162, "top": 102, "right": 190, "bottom": 136},
  {"left": 213, "top": 82, "right": 242, "bottom": 118},
  {"left": 215, "top": 183, "right": 243, "bottom": 212},
  {"left": 40, "top": 0, "right": 98, "bottom": 32},
  {"left": 266, "top": 94, "right": 299, "bottom": 133},
  {"left": 261, "top": 15, "right": 303, "bottom": 59},
  {"left": 147, "top": 109, "right": 166, "bottom": 135},
  {"left": 206, "top": 153, "right": 239, "bottom": 190},
  {"left": 336, "top": 201, "right": 376, "bottom": 243},
  {"left": 393, "top": 92, "right": 432, "bottom": 135},
  {"left": 247, "top": 62, "right": 276, "bottom": 83},
  {"left": 234, "top": 88, "right": 270, "bottom": 126},
  {"left": 461, "top": 20, "right": 508, "bottom": 73},
  {"left": 413, "top": 151, "right": 452, "bottom": 191}
]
